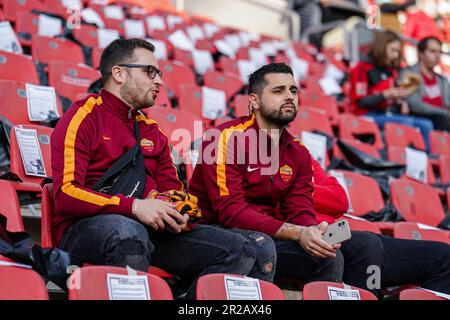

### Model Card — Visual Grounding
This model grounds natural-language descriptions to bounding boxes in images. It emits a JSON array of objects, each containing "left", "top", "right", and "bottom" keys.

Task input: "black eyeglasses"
[{"left": 117, "top": 64, "right": 163, "bottom": 79}]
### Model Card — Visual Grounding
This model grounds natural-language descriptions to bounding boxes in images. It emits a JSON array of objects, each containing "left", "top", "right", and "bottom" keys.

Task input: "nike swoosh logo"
[
  {"left": 247, "top": 166, "right": 259, "bottom": 172},
  {"left": 103, "top": 135, "right": 111, "bottom": 141}
]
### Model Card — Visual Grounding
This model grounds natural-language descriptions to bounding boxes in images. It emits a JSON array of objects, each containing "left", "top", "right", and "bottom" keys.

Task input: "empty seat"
[
  {"left": 300, "top": 92, "right": 339, "bottom": 125},
  {"left": 72, "top": 24, "right": 100, "bottom": 48},
  {"left": 0, "top": 51, "right": 39, "bottom": 84},
  {"left": 203, "top": 70, "right": 243, "bottom": 101},
  {"left": 387, "top": 146, "right": 436, "bottom": 184},
  {"left": 3, "top": 0, "right": 45, "bottom": 22},
  {"left": 159, "top": 60, "right": 196, "bottom": 99},
  {"left": 384, "top": 122, "right": 426, "bottom": 151},
  {"left": 338, "top": 216, "right": 382, "bottom": 234},
  {"left": 14, "top": 11, "right": 39, "bottom": 47},
  {"left": 393, "top": 222, "right": 450, "bottom": 244},
  {"left": 399, "top": 288, "right": 447, "bottom": 300},
  {"left": 9, "top": 124, "right": 53, "bottom": 192},
  {"left": 32, "top": 36, "right": 85, "bottom": 65},
  {"left": 289, "top": 107, "right": 334, "bottom": 138},
  {"left": 232, "top": 94, "right": 250, "bottom": 118},
  {"left": 332, "top": 170, "right": 385, "bottom": 217},
  {"left": 438, "top": 156, "right": 450, "bottom": 184},
  {"left": 178, "top": 84, "right": 203, "bottom": 119},
  {"left": 390, "top": 178, "right": 446, "bottom": 227},
  {"left": 68, "top": 266, "right": 173, "bottom": 300},
  {"left": 0, "top": 179, "right": 24, "bottom": 232},
  {"left": 47, "top": 61, "right": 100, "bottom": 103},
  {"left": 338, "top": 113, "right": 384, "bottom": 150},
  {"left": 302, "top": 281, "right": 377, "bottom": 300},
  {"left": 196, "top": 273, "right": 285, "bottom": 300},
  {"left": 0, "top": 266, "right": 49, "bottom": 300},
  {"left": 430, "top": 130, "right": 450, "bottom": 156}
]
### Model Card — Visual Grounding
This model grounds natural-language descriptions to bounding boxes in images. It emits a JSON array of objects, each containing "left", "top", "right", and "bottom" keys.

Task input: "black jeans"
[
  {"left": 340, "top": 231, "right": 450, "bottom": 295},
  {"left": 59, "top": 214, "right": 258, "bottom": 299}
]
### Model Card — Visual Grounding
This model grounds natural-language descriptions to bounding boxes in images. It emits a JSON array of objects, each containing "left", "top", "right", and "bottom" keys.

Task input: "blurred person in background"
[
  {"left": 349, "top": 29, "right": 435, "bottom": 150},
  {"left": 400, "top": 36, "right": 450, "bottom": 131}
]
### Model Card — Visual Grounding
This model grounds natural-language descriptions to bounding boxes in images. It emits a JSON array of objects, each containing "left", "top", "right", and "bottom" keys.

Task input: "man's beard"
[
  {"left": 259, "top": 102, "right": 298, "bottom": 126},
  {"left": 120, "top": 80, "right": 154, "bottom": 110}
]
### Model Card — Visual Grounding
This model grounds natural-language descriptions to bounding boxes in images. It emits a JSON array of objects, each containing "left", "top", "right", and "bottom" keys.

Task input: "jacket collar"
[
  {"left": 250, "top": 114, "right": 294, "bottom": 148},
  {"left": 100, "top": 89, "right": 139, "bottom": 121}
]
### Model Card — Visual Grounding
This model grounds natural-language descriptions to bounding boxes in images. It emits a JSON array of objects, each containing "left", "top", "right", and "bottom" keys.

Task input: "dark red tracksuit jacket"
[
  {"left": 188, "top": 114, "right": 318, "bottom": 236},
  {"left": 51, "top": 89, "right": 183, "bottom": 245}
]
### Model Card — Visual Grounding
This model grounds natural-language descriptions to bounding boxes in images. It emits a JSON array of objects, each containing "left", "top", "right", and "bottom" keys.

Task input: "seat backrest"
[
  {"left": 145, "top": 107, "right": 203, "bottom": 153},
  {"left": 289, "top": 107, "right": 334, "bottom": 138},
  {"left": 300, "top": 92, "right": 339, "bottom": 125},
  {"left": 393, "top": 222, "right": 450, "bottom": 244},
  {"left": 399, "top": 288, "right": 446, "bottom": 300},
  {"left": 72, "top": 24, "right": 99, "bottom": 48},
  {"left": 10, "top": 124, "right": 53, "bottom": 185},
  {"left": 68, "top": 266, "right": 173, "bottom": 300},
  {"left": 41, "top": 183, "right": 54, "bottom": 248},
  {"left": 0, "top": 266, "right": 49, "bottom": 299},
  {"left": 302, "top": 281, "right": 377, "bottom": 300},
  {"left": 154, "top": 86, "right": 172, "bottom": 108},
  {"left": 218, "top": 55, "right": 239, "bottom": 77},
  {"left": 334, "top": 170, "right": 385, "bottom": 216},
  {"left": 32, "top": 36, "right": 85, "bottom": 65},
  {"left": 232, "top": 94, "right": 250, "bottom": 118},
  {"left": 196, "top": 273, "right": 285, "bottom": 300},
  {"left": 173, "top": 48, "right": 193, "bottom": 68},
  {"left": 439, "top": 156, "right": 450, "bottom": 184},
  {"left": 0, "top": 179, "right": 24, "bottom": 232},
  {"left": 387, "top": 146, "right": 436, "bottom": 184},
  {"left": 430, "top": 130, "right": 450, "bottom": 156},
  {"left": 203, "top": 70, "right": 243, "bottom": 101},
  {"left": 338, "top": 139, "right": 381, "bottom": 159},
  {"left": 14, "top": 11, "right": 39, "bottom": 43},
  {"left": 159, "top": 60, "right": 196, "bottom": 99},
  {"left": 384, "top": 122, "right": 426, "bottom": 151},
  {"left": 178, "top": 84, "right": 203, "bottom": 119},
  {"left": 3, "top": 0, "right": 45, "bottom": 22},
  {"left": 0, "top": 80, "right": 33, "bottom": 125},
  {"left": 0, "top": 51, "right": 40, "bottom": 84},
  {"left": 390, "top": 179, "right": 445, "bottom": 226},
  {"left": 338, "top": 113, "right": 384, "bottom": 150},
  {"left": 47, "top": 61, "right": 100, "bottom": 102}
]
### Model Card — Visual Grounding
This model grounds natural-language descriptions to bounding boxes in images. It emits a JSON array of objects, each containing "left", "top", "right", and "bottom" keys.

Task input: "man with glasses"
[{"left": 51, "top": 39, "right": 274, "bottom": 299}]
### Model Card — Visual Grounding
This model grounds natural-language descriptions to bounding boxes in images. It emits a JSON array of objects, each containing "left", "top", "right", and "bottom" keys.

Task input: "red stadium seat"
[
  {"left": 203, "top": 70, "right": 244, "bottom": 101},
  {"left": 0, "top": 51, "right": 39, "bottom": 84},
  {"left": 68, "top": 266, "right": 173, "bottom": 300},
  {"left": 159, "top": 60, "right": 196, "bottom": 99},
  {"left": 338, "top": 113, "right": 384, "bottom": 150},
  {"left": 2, "top": 0, "right": 45, "bottom": 22},
  {"left": 429, "top": 130, "right": 450, "bottom": 156},
  {"left": 196, "top": 273, "right": 285, "bottom": 300},
  {"left": 300, "top": 92, "right": 339, "bottom": 125},
  {"left": 0, "top": 179, "right": 24, "bottom": 232},
  {"left": 154, "top": 86, "right": 172, "bottom": 108},
  {"left": 14, "top": 11, "right": 39, "bottom": 47},
  {"left": 0, "top": 266, "right": 49, "bottom": 300},
  {"left": 0, "top": 80, "right": 63, "bottom": 125},
  {"left": 289, "top": 107, "right": 334, "bottom": 138},
  {"left": 302, "top": 281, "right": 377, "bottom": 300},
  {"left": 393, "top": 222, "right": 450, "bottom": 244},
  {"left": 337, "top": 216, "right": 382, "bottom": 234},
  {"left": 91, "top": 46, "right": 103, "bottom": 69},
  {"left": 178, "top": 84, "right": 203, "bottom": 119},
  {"left": 399, "top": 288, "right": 447, "bottom": 300},
  {"left": 173, "top": 48, "right": 193, "bottom": 68},
  {"left": 232, "top": 94, "right": 250, "bottom": 118},
  {"left": 9, "top": 124, "right": 53, "bottom": 192},
  {"left": 47, "top": 61, "right": 100, "bottom": 103},
  {"left": 145, "top": 107, "right": 203, "bottom": 154},
  {"left": 72, "top": 24, "right": 99, "bottom": 48},
  {"left": 337, "top": 139, "right": 381, "bottom": 159},
  {"left": 387, "top": 146, "right": 436, "bottom": 185},
  {"left": 384, "top": 122, "right": 426, "bottom": 151},
  {"left": 390, "top": 179, "right": 446, "bottom": 227},
  {"left": 218, "top": 55, "right": 239, "bottom": 77},
  {"left": 332, "top": 170, "right": 385, "bottom": 217},
  {"left": 32, "top": 36, "right": 85, "bottom": 65},
  {"left": 439, "top": 156, "right": 450, "bottom": 184}
]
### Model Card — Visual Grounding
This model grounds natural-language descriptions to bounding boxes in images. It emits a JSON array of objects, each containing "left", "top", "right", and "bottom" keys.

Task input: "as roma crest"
[
  {"left": 279, "top": 165, "right": 293, "bottom": 184},
  {"left": 141, "top": 138, "right": 154, "bottom": 152}
]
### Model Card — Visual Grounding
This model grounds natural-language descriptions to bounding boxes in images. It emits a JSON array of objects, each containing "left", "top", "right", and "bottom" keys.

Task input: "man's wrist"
[{"left": 132, "top": 199, "right": 140, "bottom": 218}]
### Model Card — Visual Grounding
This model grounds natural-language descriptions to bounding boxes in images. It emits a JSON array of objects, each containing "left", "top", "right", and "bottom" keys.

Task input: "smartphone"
[{"left": 323, "top": 220, "right": 352, "bottom": 245}]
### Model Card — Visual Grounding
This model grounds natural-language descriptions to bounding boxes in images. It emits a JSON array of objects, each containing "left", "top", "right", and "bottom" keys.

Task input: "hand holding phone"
[{"left": 323, "top": 220, "right": 352, "bottom": 246}]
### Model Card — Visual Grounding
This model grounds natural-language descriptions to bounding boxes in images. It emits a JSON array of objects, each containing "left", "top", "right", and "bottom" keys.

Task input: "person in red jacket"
[
  {"left": 189, "top": 62, "right": 450, "bottom": 296},
  {"left": 51, "top": 39, "right": 269, "bottom": 299},
  {"left": 309, "top": 158, "right": 450, "bottom": 296}
]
